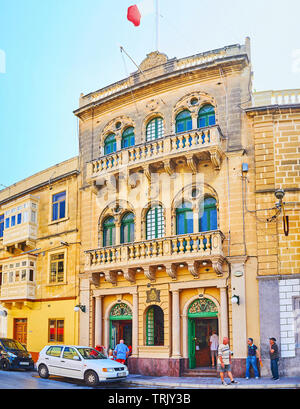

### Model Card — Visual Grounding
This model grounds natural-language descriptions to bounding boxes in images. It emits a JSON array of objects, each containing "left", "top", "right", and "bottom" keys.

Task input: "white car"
[{"left": 37, "top": 345, "right": 129, "bottom": 386}]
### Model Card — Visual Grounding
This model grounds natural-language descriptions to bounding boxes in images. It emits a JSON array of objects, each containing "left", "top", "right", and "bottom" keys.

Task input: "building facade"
[
  {"left": 247, "top": 89, "right": 300, "bottom": 377},
  {"left": 0, "top": 157, "right": 80, "bottom": 360},
  {"left": 75, "top": 39, "right": 262, "bottom": 377},
  {"left": 0, "top": 40, "right": 299, "bottom": 378}
]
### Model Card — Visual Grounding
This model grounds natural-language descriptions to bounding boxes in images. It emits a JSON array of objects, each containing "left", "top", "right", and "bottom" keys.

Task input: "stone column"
[
  {"left": 220, "top": 287, "right": 229, "bottom": 340},
  {"left": 171, "top": 290, "right": 181, "bottom": 358},
  {"left": 115, "top": 222, "right": 121, "bottom": 246},
  {"left": 94, "top": 296, "right": 103, "bottom": 346},
  {"left": 132, "top": 292, "right": 139, "bottom": 357}
]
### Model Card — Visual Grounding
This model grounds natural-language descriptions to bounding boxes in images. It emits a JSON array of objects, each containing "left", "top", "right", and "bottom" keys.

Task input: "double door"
[
  {"left": 189, "top": 318, "right": 218, "bottom": 368},
  {"left": 14, "top": 319, "right": 27, "bottom": 346}
]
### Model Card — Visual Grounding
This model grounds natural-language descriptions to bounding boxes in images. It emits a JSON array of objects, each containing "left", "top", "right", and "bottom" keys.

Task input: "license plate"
[
  {"left": 20, "top": 362, "right": 30, "bottom": 366},
  {"left": 117, "top": 372, "right": 126, "bottom": 377}
]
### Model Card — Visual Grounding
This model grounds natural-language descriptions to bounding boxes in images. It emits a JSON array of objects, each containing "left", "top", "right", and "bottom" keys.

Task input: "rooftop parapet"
[
  {"left": 253, "top": 89, "right": 300, "bottom": 107},
  {"left": 76, "top": 39, "right": 251, "bottom": 113}
]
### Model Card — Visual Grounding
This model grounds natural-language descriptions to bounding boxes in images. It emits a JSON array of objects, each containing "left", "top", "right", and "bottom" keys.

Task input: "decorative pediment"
[{"left": 139, "top": 51, "right": 168, "bottom": 71}]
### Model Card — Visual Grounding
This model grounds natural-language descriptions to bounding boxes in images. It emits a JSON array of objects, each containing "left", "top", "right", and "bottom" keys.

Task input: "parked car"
[
  {"left": 0, "top": 338, "right": 34, "bottom": 371},
  {"left": 37, "top": 345, "right": 129, "bottom": 386}
]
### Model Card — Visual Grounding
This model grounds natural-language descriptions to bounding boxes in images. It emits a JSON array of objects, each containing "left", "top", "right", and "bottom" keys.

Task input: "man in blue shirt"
[
  {"left": 245, "top": 338, "right": 261, "bottom": 379},
  {"left": 114, "top": 339, "right": 129, "bottom": 364}
]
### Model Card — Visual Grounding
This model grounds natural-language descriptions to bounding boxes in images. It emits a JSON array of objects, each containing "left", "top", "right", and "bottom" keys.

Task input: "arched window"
[
  {"left": 146, "top": 205, "right": 165, "bottom": 240},
  {"left": 199, "top": 197, "right": 218, "bottom": 232},
  {"left": 104, "top": 134, "right": 117, "bottom": 155},
  {"left": 146, "top": 117, "right": 164, "bottom": 141},
  {"left": 103, "top": 216, "right": 116, "bottom": 247},
  {"left": 146, "top": 305, "right": 164, "bottom": 346},
  {"left": 197, "top": 105, "right": 216, "bottom": 128},
  {"left": 121, "top": 127, "right": 135, "bottom": 148},
  {"left": 176, "top": 202, "right": 193, "bottom": 235},
  {"left": 175, "top": 110, "right": 192, "bottom": 133},
  {"left": 121, "top": 212, "right": 135, "bottom": 243}
]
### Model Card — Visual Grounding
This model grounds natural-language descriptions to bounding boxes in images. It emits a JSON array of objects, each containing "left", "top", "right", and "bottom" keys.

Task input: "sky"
[{"left": 0, "top": 0, "right": 299, "bottom": 187}]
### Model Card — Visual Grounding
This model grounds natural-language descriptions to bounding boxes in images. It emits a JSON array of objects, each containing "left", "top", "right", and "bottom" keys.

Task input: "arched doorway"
[
  {"left": 188, "top": 298, "right": 218, "bottom": 369},
  {"left": 109, "top": 303, "right": 132, "bottom": 349}
]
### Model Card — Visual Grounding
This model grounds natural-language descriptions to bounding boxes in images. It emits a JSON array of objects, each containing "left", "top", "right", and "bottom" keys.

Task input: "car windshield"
[
  {"left": 77, "top": 348, "right": 106, "bottom": 360},
  {"left": 1, "top": 339, "right": 26, "bottom": 351}
]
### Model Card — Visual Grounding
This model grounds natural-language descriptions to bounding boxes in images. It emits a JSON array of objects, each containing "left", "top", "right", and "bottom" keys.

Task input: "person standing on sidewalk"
[
  {"left": 114, "top": 339, "right": 129, "bottom": 365},
  {"left": 209, "top": 330, "right": 219, "bottom": 368},
  {"left": 245, "top": 338, "right": 261, "bottom": 379},
  {"left": 218, "top": 337, "right": 239, "bottom": 386},
  {"left": 269, "top": 337, "right": 280, "bottom": 380}
]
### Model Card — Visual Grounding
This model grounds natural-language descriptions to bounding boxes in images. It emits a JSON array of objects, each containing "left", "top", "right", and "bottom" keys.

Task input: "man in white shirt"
[
  {"left": 218, "top": 337, "right": 239, "bottom": 386},
  {"left": 209, "top": 330, "right": 219, "bottom": 367}
]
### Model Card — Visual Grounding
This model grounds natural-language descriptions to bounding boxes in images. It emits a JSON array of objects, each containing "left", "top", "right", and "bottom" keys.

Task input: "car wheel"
[
  {"left": 38, "top": 364, "right": 49, "bottom": 379},
  {"left": 84, "top": 370, "right": 99, "bottom": 387},
  {"left": 1, "top": 359, "right": 10, "bottom": 371}
]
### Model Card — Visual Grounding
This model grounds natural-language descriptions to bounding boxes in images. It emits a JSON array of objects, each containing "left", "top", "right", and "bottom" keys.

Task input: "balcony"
[
  {"left": 0, "top": 255, "right": 37, "bottom": 303},
  {"left": 2, "top": 195, "right": 39, "bottom": 250},
  {"left": 0, "top": 282, "right": 36, "bottom": 302},
  {"left": 87, "top": 125, "right": 225, "bottom": 187},
  {"left": 84, "top": 230, "right": 225, "bottom": 284}
]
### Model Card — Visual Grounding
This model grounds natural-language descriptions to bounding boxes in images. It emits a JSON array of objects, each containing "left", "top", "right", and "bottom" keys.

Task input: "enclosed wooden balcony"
[
  {"left": 86, "top": 125, "right": 225, "bottom": 186},
  {"left": 84, "top": 230, "right": 225, "bottom": 284}
]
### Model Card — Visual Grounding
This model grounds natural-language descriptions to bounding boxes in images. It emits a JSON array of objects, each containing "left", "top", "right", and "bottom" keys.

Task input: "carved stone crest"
[
  {"left": 139, "top": 51, "right": 168, "bottom": 71},
  {"left": 146, "top": 288, "right": 161, "bottom": 303}
]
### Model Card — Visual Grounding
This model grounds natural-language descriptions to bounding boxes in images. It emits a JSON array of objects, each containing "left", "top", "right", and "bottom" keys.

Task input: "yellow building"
[
  {"left": 75, "top": 39, "right": 260, "bottom": 377},
  {"left": 0, "top": 157, "right": 80, "bottom": 361}
]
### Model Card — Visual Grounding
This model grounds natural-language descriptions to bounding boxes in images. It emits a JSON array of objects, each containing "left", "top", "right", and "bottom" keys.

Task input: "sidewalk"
[{"left": 124, "top": 374, "right": 300, "bottom": 389}]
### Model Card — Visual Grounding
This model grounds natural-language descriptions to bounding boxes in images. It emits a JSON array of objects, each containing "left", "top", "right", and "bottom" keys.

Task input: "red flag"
[{"left": 127, "top": 5, "right": 141, "bottom": 27}]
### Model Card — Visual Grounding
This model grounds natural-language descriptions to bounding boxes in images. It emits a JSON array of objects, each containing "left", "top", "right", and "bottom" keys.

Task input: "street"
[{"left": 0, "top": 369, "right": 156, "bottom": 389}]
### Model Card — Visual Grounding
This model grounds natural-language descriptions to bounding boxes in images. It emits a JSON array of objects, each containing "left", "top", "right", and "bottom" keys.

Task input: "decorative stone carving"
[
  {"left": 110, "top": 302, "right": 132, "bottom": 317},
  {"left": 146, "top": 99, "right": 160, "bottom": 112},
  {"left": 89, "top": 272, "right": 100, "bottom": 287},
  {"left": 212, "top": 256, "right": 225, "bottom": 276},
  {"left": 124, "top": 268, "right": 136, "bottom": 283},
  {"left": 104, "top": 271, "right": 117, "bottom": 285},
  {"left": 165, "top": 263, "right": 177, "bottom": 280},
  {"left": 163, "top": 159, "right": 174, "bottom": 176},
  {"left": 139, "top": 52, "right": 168, "bottom": 71},
  {"left": 146, "top": 288, "right": 161, "bottom": 303},
  {"left": 186, "top": 154, "right": 197, "bottom": 174},
  {"left": 210, "top": 149, "right": 222, "bottom": 170},
  {"left": 187, "top": 261, "right": 200, "bottom": 278},
  {"left": 144, "top": 266, "right": 156, "bottom": 281},
  {"left": 188, "top": 298, "right": 218, "bottom": 315}
]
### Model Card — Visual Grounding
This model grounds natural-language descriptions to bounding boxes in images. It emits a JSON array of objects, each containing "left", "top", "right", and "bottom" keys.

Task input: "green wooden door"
[{"left": 188, "top": 318, "right": 196, "bottom": 369}]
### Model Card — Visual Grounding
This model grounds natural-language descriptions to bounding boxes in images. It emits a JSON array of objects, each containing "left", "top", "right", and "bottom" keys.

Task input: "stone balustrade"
[
  {"left": 88, "top": 125, "right": 224, "bottom": 179},
  {"left": 253, "top": 89, "right": 300, "bottom": 107},
  {"left": 84, "top": 230, "right": 225, "bottom": 281}
]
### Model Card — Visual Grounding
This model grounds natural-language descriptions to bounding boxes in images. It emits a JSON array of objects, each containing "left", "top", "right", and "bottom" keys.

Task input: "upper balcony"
[
  {"left": 84, "top": 230, "right": 225, "bottom": 285},
  {"left": 0, "top": 254, "right": 37, "bottom": 303},
  {"left": 1, "top": 195, "right": 39, "bottom": 250},
  {"left": 87, "top": 125, "right": 225, "bottom": 187}
]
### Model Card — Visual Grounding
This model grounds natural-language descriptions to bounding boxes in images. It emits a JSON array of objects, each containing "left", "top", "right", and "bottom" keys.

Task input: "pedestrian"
[
  {"left": 107, "top": 348, "right": 115, "bottom": 360},
  {"left": 218, "top": 337, "right": 239, "bottom": 386},
  {"left": 269, "top": 337, "right": 280, "bottom": 380},
  {"left": 245, "top": 338, "right": 261, "bottom": 379},
  {"left": 114, "top": 339, "right": 129, "bottom": 365},
  {"left": 209, "top": 330, "right": 219, "bottom": 368}
]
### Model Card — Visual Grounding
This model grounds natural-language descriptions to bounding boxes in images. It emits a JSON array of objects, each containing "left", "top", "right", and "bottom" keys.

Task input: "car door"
[
  {"left": 59, "top": 347, "right": 84, "bottom": 379},
  {"left": 45, "top": 346, "right": 64, "bottom": 376}
]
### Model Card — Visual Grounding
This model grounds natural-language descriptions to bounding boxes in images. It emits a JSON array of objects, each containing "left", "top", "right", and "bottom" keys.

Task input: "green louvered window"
[
  {"left": 197, "top": 105, "right": 216, "bottom": 128},
  {"left": 103, "top": 216, "right": 116, "bottom": 247},
  {"left": 121, "top": 127, "right": 135, "bottom": 148},
  {"left": 146, "top": 117, "right": 164, "bottom": 141},
  {"left": 146, "top": 206, "right": 165, "bottom": 240},
  {"left": 146, "top": 306, "right": 164, "bottom": 346},
  {"left": 104, "top": 134, "right": 117, "bottom": 155},
  {"left": 121, "top": 212, "right": 135, "bottom": 243}
]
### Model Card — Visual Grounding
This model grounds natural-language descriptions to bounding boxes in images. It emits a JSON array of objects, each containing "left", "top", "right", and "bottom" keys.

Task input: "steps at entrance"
[{"left": 183, "top": 367, "right": 218, "bottom": 378}]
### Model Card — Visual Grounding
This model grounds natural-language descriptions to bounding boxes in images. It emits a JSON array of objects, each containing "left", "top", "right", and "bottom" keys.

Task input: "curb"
[{"left": 124, "top": 379, "right": 300, "bottom": 389}]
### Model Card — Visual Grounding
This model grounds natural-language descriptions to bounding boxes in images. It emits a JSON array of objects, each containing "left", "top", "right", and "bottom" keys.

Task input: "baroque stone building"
[{"left": 75, "top": 38, "right": 261, "bottom": 377}]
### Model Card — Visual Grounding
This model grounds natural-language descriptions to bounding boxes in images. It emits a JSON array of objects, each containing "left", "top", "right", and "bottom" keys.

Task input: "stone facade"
[
  {"left": 76, "top": 38, "right": 262, "bottom": 377},
  {"left": 246, "top": 102, "right": 300, "bottom": 377}
]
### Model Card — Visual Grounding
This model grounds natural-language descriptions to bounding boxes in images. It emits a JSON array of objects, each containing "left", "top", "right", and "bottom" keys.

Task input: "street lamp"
[
  {"left": 74, "top": 304, "right": 86, "bottom": 313},
  {"left": 231, "top": 295, "right": 240, "bottom": 305}
]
